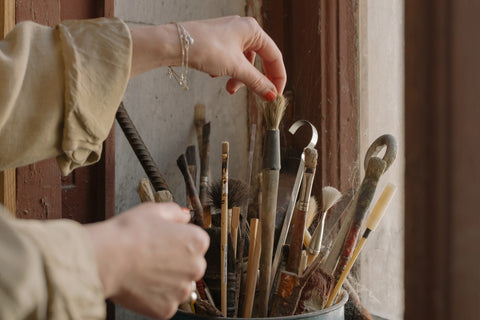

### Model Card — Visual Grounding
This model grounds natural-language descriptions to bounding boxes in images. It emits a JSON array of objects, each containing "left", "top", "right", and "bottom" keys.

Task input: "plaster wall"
[
  {"left": 114, "top": 1, "right": 247, "bottom": 319},
  {"left": 359, "top": 1, "right": 405, "bottom": 319}
]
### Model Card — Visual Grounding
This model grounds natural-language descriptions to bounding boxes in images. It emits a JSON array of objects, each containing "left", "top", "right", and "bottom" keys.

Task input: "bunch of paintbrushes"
[{"left": 121, "top": 100, "right": 399, "bottom": 318}]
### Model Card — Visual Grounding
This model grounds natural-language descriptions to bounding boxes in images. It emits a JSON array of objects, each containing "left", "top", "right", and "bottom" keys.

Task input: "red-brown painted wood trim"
[{"left": 261, "top": 0, "right": 360, "bottom": 200}]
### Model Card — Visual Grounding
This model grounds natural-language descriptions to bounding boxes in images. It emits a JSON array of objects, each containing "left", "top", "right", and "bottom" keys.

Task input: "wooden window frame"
[{"left": 250, "top": 0, "right": 359, "bottom": 209}]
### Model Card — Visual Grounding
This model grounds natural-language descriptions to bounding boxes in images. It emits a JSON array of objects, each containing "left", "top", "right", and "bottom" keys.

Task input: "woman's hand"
[
  {"left": 130, "top": 16, "right": 286, "bottom": 101},
  {"left": 86, "top": 202, "right": 209, "bottom": 319}
]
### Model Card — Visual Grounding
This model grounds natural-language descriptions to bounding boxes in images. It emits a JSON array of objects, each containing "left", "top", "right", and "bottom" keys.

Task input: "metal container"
[{"left": 171, "top": 291, "right": 348, "bottom": 320}]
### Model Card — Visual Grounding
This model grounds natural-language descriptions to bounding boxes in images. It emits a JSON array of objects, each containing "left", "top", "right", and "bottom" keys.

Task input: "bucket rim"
[{"left": 175, "top": 290, "right": 348, "bottom": 320}]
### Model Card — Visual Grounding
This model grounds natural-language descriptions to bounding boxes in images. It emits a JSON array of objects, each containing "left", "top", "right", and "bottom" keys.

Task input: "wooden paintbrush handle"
[
  {"left": 138, "top": 178, "right": 154, "bottom": 202},
  {"left": 231, "top": 207, "right": 240, "bottom": 258},
  {"left": 200, "top": 123, "right": 211, "bottom": 206},
  {"left": 258, "top": 169, "right": 279, "bottom": 316},
  {"left": 242, "top": 218, "right": 261, "bottom": 318},
  {"left": 220, "top": 142, "right": 229, "bottom": 316},
  {"left": 177, "top": 154, "right": 204, "bottom": 227},
  {"left": 286, "top": 208, "right": 307, "bottom": 273},
  {"left": 333, "top": 157, "right": 386, "bottom": 280}
]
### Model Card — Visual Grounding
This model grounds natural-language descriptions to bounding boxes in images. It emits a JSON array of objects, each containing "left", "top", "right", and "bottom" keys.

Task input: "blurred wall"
[{"left": 359, "top": 1, "right": 405, "bottom": 319}]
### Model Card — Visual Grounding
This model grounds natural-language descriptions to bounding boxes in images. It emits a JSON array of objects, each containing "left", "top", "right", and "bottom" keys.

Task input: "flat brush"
[
  {"left": 306, "top": 186, "right": 342, "bottom": 266},
  {"left": 325, "top": 183, "right": 397, "bottom": 308},
  {"left": 177, "top": 154, "right": 204, "bottom": 227},
  {"left": 258, "top": 95, "right": 287, "bottom": 316}
]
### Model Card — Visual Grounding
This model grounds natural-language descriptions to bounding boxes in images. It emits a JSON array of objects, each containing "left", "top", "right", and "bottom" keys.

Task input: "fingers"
[{"left": 229, "top": 20, "right": 286, "bottom": 99}]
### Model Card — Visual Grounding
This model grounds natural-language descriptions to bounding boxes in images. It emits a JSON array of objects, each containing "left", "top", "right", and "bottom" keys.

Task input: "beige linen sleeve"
[
  {"left": 0, "top": 210, "right": 105, "bottom": 320},
  {"left": 0, "top": 17, "right": 132, "bottom": 175}
]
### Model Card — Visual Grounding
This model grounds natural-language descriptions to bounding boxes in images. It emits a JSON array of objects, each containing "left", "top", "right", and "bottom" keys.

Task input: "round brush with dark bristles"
[{"left": 208, "top": 178, "right": 249, "bottom": 210}]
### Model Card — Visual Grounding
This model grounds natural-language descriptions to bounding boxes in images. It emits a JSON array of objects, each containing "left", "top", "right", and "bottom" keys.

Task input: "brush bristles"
[
  {"left": 222, "top": 141, "right": 229, "bottom": 154},
  {"left": 263, "top": 95, "right": 287, "bottom": 130},
  {"left": 322, "top": 186, "right": 342, "bottom": 212},
  {"left": 208, "top": 178, "right": 249, "bottom": 209},
  {"left": 194, "top": 104, "right": 206, "bottom": 124},
  {"left": 304, "top": 147, "right": 318, "bottom": 169}
]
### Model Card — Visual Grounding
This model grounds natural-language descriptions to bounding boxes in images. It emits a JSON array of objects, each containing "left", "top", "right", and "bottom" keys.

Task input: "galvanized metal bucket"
[{"left": 171, "top": 291, "right": 348, "bottom": 320}]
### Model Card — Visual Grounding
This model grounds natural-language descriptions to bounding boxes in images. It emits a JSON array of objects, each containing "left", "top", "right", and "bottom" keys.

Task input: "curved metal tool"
[{"left": 271, "top": 120, "right": 318, "bottom": 284}]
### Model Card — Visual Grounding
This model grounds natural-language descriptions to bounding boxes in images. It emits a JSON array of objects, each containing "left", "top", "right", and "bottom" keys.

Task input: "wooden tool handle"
[
  {"left": 326, "top": 183, "right": 396, "bottom": 307},
  {"left": 231, "top": 207, "right": 240, "bottom": 258},
  {"left": 286, "top": 208, "right": 307, "bottom": 273},
  {"left": 220, "top": 142, "right": 229, "bottom": 316},
  {"left": 242, "top": 218, "right": 261, "bottom": 318},
  {"left": 138, "top": 178, "right": 154, "bottom": 202},
  {"left": 177, "top": 154, "right": 204, "bottom": 226},
  {"left": 200, "top": 123, "right": 211, "bottom": 206},
  {"left": 333, "top": 157, "right": 386, "bottom": 280},
  {"left": 258, "top": 168, "right": 280, "bottom": 316}
]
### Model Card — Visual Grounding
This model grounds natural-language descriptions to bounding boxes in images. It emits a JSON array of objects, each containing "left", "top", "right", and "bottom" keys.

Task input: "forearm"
[{"left": 129, "top": 24, "right": 179, "bottom": 78}]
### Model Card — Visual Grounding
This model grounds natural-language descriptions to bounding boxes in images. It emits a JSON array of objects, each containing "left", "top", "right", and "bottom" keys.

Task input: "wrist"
[
  {"left": 85, "top": 219, "right": 128, "bottom": 298},
  {"left": 129, "top": 24, "right": 181, "bottom": 78}
]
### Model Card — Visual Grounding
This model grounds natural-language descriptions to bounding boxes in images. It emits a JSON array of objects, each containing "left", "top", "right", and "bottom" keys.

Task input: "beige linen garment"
[{"left": 0, "top": 17, "right": 132, "bottom": 319}]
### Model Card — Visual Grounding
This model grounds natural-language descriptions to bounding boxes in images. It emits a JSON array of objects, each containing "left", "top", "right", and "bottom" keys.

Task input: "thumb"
[{"left": 232, "top": 58, "right": 277, "bottom": 102}]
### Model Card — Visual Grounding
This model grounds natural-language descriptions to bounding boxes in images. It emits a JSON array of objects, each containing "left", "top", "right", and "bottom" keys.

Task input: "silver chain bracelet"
[{"left": 167, "top": 23, "right": 194, "bottom": 90}]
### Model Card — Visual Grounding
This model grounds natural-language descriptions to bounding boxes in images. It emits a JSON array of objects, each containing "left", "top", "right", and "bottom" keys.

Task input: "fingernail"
[
  {"left": 181, "top": 207, "right": 190, "bottom": 214},
  {"left": 229, "top": 88, "right": 237, "bottom": 95},
  {"left": 264, "top": 90, "right": 277, "bottom": 102},
  {"left": 210, "top": 74, "right": 217, "bottom": 78}
]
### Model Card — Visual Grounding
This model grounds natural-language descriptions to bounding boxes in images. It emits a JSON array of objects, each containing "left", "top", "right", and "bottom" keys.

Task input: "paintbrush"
[
  {"left": 177, "top": 154, "right": 204, "bottom": 227},
  {"left": 185, "top": 145, "right": 197, "bottom": 208},
  {"left": 303, "top": 196, "right": 319, "bottom": 248},
  {"left": 306, "top": 186, "right": 342, "bottom": 266},
  {"left": 207, "top": 178, "right": 248, "bottom": 227},
  {"left": 137, "top": 178, "right": 155, "bottom": 203},
  {"left": 200, "top": 123, "right": 211, "bottom": 227},
  {"left": 332, "top": 157, "right": 387, "bottom": 281},
  {"left": 258, "top": 95, "right": 287, "bottom": 316},
  {"left": 286, "top": 147, "right": 318, "bottom": 274},
  {"left": 200, "top": 123, "right": 211, "bottom": 205},
  {"left": 325, "top": 183, "right": 397, "bottom": 307},
  {"left": 220, "top": 141, "right": 229, "bottom": 316},
  {"left": 203, "top": 227, "right": 237, "bottom": 317},
  {"left": 242, "top": 218, "right": 262, "bottom": 318},
  {"left": 316, "top": 188, "right": 355, "bottom": 258},
  {"left": 231, "top": 207, "right": 240, "bottom": 258},
  {"left": 234, "top": 123, "right": 257, "bottom": 317},
  {"left": 194, "top": 104, "right": 206, "bottom": 156}
]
